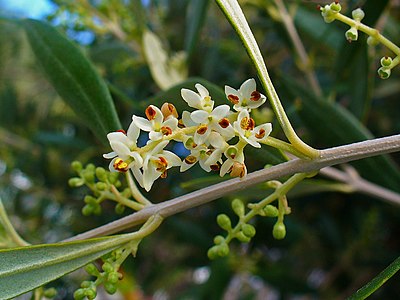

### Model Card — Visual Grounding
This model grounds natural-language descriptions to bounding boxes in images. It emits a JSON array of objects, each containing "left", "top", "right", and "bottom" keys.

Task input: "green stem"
[
  {"left": 125, "top": 172, "right": 152, "bottom": 206},
  {"left": 0, "top": 198, "right": 30, "bottom": 247},
  {"left": 347, "top": 255, "right": 400, "bottom": 300},
  {"left": 215, "top": 0, "right": 319, "bottom": 159},
  {"left": 108, "top": 186, "right": 145, "bottom": 211},
  {"left": 334, "top": 13, "right": 400, "bottom": 56},
  {"left": 262, "top": 136, "right": 310, "bottom": 159}
]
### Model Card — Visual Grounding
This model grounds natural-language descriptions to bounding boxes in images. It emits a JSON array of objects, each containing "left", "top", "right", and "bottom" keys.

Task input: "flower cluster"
[{"left": 103, "top": 79, "right": 272, "bottom": 191}]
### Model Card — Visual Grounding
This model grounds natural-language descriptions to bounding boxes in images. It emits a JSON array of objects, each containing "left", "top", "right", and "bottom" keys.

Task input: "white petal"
[
  {"left": 199, "top": 159, "right": 211, "bottom": 172},
  {"left": 150, "top": 105, "right": 164, "bottom": 124},
  {"left": 131, "top": 167, "right": 144, "bottom": 188},
  {"left": 193, "top": 127, "right": 210, "bottom": 145},
  {"left": 126, "top": 120, "right": 141, "bottom": 142},
  {"left": 107, "top": 132, "right": 130, "bottom": 145},
  {"left": 162, "top": 151, "right": 182, "bottom": 167},
  {"left": 220, "top": 159, "right": 233, "bottom": 177},
  {"left": 240, "top": 78, "right": 256, "bottom": 98},
  {"left": 150, "top": 140, "right": 169, "bottom": 156},
  {"left": 224, "top": 85, "right": 239, "bottom": 98},
  {"left": 218, "top": 125, "right": 235, "bottom": 140},
  {"left": 133, "top": 116, "right": 152, "bottom": 132},
  {"left": 143, "top": 166, "right": 160, "bottom": 191},
  {"left": 181, "top": 88, "right": 202, "bottom": 109},
  {"left": 211, "top": 105, "right": 230, "bottom": 119},
  {"left": 130, "top": 151, "right": 144, "bottom": 167},
  {"left": 246, "top": 137, "right": 261, "bottom": 148},
  {"left": 103, "top": 151, "right": 117, "bottom": 159},
  {"left": 247, "top": 93, "right": 266, "bottom": 109},
  {"left": 190, "top": 110, "right": 209, "bottom": 124},
  {"left": 163, "top": 117, "right": 178, "bottom": 130},
  {"left": 208, "top": 132, "right": 227, "bottom": 149},
  {"left": 182, "top": 111, "right": 196, "bottom": 127},
  {"left": 195, "top": 83, "right": 209, "bottom": 98},
  {"left": 149, "top": 131, "right": 163, "bottom": 141},
  {"left": 205, "top": 149, "right": 222, "bottom": 166},
  {"left": 254, "top": 123, "right": 272, "bottom": 140},
  {"left": 110, "top": 141, "right": 131, "bottom": 158}
]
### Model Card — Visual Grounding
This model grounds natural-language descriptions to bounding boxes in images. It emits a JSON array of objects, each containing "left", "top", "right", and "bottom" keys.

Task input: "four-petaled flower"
[
  {"left": 133, "top": 105, "right": 178, "bottom": 141},
  {"left": 225, "top": 78, "right": 266, "bottom": 112},
  {"left": 234, "top": 110, "right": 272, "bottom": 148},
  {"left": 103, "top": 122, "right": 143, "bottom": 172},
  {"left": 181, "top": 83, "right": 214, "bottom": 112}
]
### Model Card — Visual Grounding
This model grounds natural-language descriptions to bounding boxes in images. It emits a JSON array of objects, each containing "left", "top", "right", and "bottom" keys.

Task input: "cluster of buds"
[{"left": 103, "top": 79, "right": 273, "bottom": 191}]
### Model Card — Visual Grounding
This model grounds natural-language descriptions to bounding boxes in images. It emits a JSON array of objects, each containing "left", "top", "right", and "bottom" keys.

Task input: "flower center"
[
  {"left": 161, "top": 126, "right": 173, "bottom": 136},
  {"left": 218, "top": 118, "right": 230, "bottom": 128},
  {"left": 250, "top": 91, "right": 261, "bottom": 101},
  {"left": 184, "top": 155, "right": 197, "bottom": 164},
  {"left": 113, "top": 158, "right": 128, "bottom": 172},
  {"left": 240, "top": 117, "right": 255, "bottom": 131},
  {"left": 197, "top": 125, "right": 208, "bottom": 135},
  {"left": 227, "top": 94, "right": 239, "bottom": 104},
  {"left": 145, "top": 106, "right": 157, "bottom": 120}
]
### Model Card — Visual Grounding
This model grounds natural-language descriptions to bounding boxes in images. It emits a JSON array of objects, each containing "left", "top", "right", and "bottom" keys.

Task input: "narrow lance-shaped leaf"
[
  {"left": 0, "top": 235, "right": 133, "bottom": 299},
  {"left": 22, "top": 19, "right": 121, "bottom": 144}
]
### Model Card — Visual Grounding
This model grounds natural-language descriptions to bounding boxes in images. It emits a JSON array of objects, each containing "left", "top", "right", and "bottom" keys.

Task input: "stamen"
[
  {"left": 161, "top": 102, "right": 178, "bottom": 120},
  {"left": 196, "top": 125, "right": 208, "bottom": 135},
  {"left": 116, "top": 129, "right": 126, "bottom": 134},
  {"left": 145, "top": 106, "right": 157, "bottom": 120},
  {"left": 113, "top": 158, "right": 128, "bottom": 172},
  {"left": 227, "top": 94, "right": 239, "bottom": 104},
  {"left": 161, "top": 126, "right": 173, "bottom": 136},
  {"left": 250, "top": 91, "right": 261, "bottom": 101},
  {"left": 240, "top": 117, "right": 255, "bottom": 131},
  {"left": 218, "top": 118, "right": 230, "bottom": 128},
  {"left": 184, "top": 155, "right": 197, "bottom": 164},
  {"left": 255, "top": 128, "right": 266, "bottom": 139},
  {"left": 210, "top": 163, "right": 220, "bottom": 171},
  {"left": 155, "top": 157, "right": 168, "bottom": 173}
]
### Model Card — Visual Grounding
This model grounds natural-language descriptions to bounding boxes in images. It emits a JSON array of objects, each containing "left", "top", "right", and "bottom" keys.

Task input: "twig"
[{"left": 63, "top": 134, "right": 400, "bottom": 242}]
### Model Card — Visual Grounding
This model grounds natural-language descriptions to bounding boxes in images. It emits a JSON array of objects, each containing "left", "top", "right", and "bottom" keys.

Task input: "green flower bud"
[
  {"left": 214, "top": 235, "right": 225, "bottom": 245},
  {"left": 95, "top": 167, "right": 107, "bottom": 181},
  {"left": 43, "top": 287, "right": 57, "bottom": 298},
  {"left": 102, "top": 262, "right": 114, "bottom": 273},
  {"left": 84, "top": 195, "right": 97, "bottom": 205},
  {"left": 95, "top": 182, "right": 107, "bottom": 191},
  {"left": 107, "top": 271, "right": 120, "bottom": 284},
  {"left": 86, "top": 164, "right": 96, "bottom": 172},
  {"left": 121, "top": 188, "right": 131, "bottom": 198},
  {"left": 114, "top": 180, "right": 122, "bottom": 188},
  {"left": 236, "top": 231, "right": 251, "bottom": 243},
  {"left": 273, "top": 222, "right": 286, "bottom": 240},
  {"left": 217, "top": 214, "right": 232, "bottom": 231},
  {"left": 82, "top": 204, "right": 94, "bottom": 216},
  {"left": 108, "top": 172, "right": 120, "bottom": 184},
  {"left": 380, "top": 56, "right": 392, "bottom": 67},
  {"left": 321, "top": 5, "right": 335, "bottom": 23},
  {"left": 92, "top": 203, "right": 102, "bottom": 216},
  {"left": 378, "top": 67, "right": 391, "bottom": 79},
  {"left": 345, "top": 27, "right": 358, "bottom": 42},
  {"left": 68, "top": 177, "right": 84, "bottom": 187},
  {"left": 85, "top": 263, "right": 99, "bottom": 276},
  {"left": 71, "top": 161, "right": 83, "bottom": 172},
  {"left": 115, "top": 203, "right": 125, "bottom": 214},
  {"left": 367, "top": 36, "right": 379, "bottom": 46},
  {"left": 84, "top": 288, "right": 97, "bottom": 300},
  {"left": 82, "top": 170, "right": 95, "bottom": 183},
  {"left": 264, "top": 205, "right": 279, "bottom": 217},
  {"left": 73, "top": 289, "right": 85, "bottom": 300},
  {"left": 104, "top": 282, "right": 117, "bottom": 295},
  {"left": 231, "top": 198, "right": 245, "bottom": 217},
  {"left": 352, "top": 8, "right": 365, "bottom": 21},
  {"left": 207, "top": 246, "right": 218, "bottom": 259},
  {"left": 242, "top": 224, "right": 256, "bottom": 238},
  {"left": 217, "top": 243, "right": 230, "bottom": 257}
]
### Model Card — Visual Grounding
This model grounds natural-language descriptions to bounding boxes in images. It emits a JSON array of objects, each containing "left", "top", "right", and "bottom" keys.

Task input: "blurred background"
[{"left": 0, "top": 0, "right": 399, "bottom": 299}]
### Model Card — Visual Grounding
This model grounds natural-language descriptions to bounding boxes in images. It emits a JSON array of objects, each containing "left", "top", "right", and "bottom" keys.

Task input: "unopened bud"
[
  {"left": 330, "top": 1, "right": 341, "bottom": 13},
  {"left": 232, "top": 198, "right": 245, "bottom": 217},
  {"left": 380, "top": 56, "right": 392, "bottom": 67},
  {"left": 214, "top": 235, "right": 225, "bottom": 245},
  {"left": 68, "top": 177, "right": 84, "bottom": 187},
  {"left": 217, "top": 214, "right": 231, "bottom": 231},
  {"left": 230, "top": 162, "right": 247, "bottom": 178},
  {"left": 367, "top": 36, "right": 379, "bottom": 46},
  {"left": 242, "top": 224, "right": 256, "bottom": 238},
  {"left": 264, "top": 205, "right": 279, "bottom": 217},
  {"left": 161, "top": 102, "right": 178, "bottom": 120},
  {"left": 95, "top": 167, "right": 107, "bottom": 181},
  {"left": 71, "top": 161, "right": 83, "bottom": 172},
  {"left": 236, "top": 231, "right": 251, "bottom": 243},
  {"left": 273, "top": 222, "right": 286, "bottom": 240}
]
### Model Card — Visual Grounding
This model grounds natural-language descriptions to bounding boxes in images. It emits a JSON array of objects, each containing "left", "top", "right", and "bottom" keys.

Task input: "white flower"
[
  {"left": 225, "top": 78, "right": 266, "bottom": 111},
  {"left": 181, "top": 83, "right": 214, "bottom": 112},
  {"left": 133, "top": 105, "right": 178, "bottom": 141},
  {"left": 180, "top": 132, "right": 225, "bottom": 172},
  {"left": 137, "top": 141, "right": 182, "bottom": 191},
  {"left": 220, "top": 148, "right": 247, "bottom": 178},
  {"left": 189, "top": 104, "right": 235, "bottom": 145},
  {"left": 233, "top": 110, "right": 272, "bottom": 148},
  {"left": 103, "top": 122, "right": 143, "bottom": 172}
]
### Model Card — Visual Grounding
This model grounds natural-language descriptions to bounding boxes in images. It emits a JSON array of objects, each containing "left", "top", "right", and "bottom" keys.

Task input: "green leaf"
[
  {"left": 281, "top": 77, "right": 400, "bottom": 192},
  {"left": 184, "top": 0, "right": 209, "bottom": 61},
  {"left": 22, "top": 19, "right": 121, "bottom": 144},
  {"left": 0, "top": 235, "right": 131, "bottom": 299}
]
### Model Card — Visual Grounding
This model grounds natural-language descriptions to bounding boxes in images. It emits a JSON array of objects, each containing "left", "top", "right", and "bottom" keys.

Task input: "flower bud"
[
  {"left": 352, "top": 8, "right": 365, "bottom": 21},
  {"left": 102, "top": 262, "right": 114, "bottom": 273},
  {"left": 108, "top": 172, "right": 120, "bottom": 184},
  {"left": 273, "top": 222, "right": 286, "bottom": 240},
  {"left": 214, "top": 235, "right": 225, "bottom": 245},
  {"left": 231, "top": 198, "right": 245, "bottom": 217},
  {"left": 95, "top": 182, "right": 107, "bottom": 191},
  {"left": 81, "top": 281, "right": 92, "bottom": 288},
  {"left": 84, "top": 288, "right": 97, "bottom": 300},
  {"left": 330, "top": 1, "right": 341, "bottom": 13},
  {"left": 264, "top": 205, "right": 279, "bottom": 217},
  {"left": 92, "top": 203, "right": 102, "bottom": 215},
  {"left": 82, "top": 204, "right": 94, "bottom": 216},
  {"left": 345, "top": 27, "right": 358, "bottom": 42},
  {"left": 242, "top": 224, "right": 256, "bottom": 238},
  {"left": 380, "top": 56, "right": 392, "bottom": 67},
  {"left": 230, "top": 162, "right": 247, "bottom": 178},
  {"left": 207, "top": 245, "right": 219, "bottom": 259},
  {"left": 107, "top": 271, "right": 120, "bottom": 284},
  {"left": 73, "top": 289, "right": 85, "bottom": 300},
  {"left": 115, "top": 203, "right": 125, "bottom": 214},
  {"left": 217, "top": 243, "right": 230, "bottom": 257},
  {"left": 68, "top": 177, "right": 84, "bottom": 187},
  {"left": 71, "top": 161, "right": 83, "bottom": 172},
  {"left": 85, "top": 263, "right": 99, "bottom": 276},
  {"left": 84, "top": 195, "right": 97, "bottom": 205},
  {"left": 217, "top": 214, "right": 232, "bottom": 231},
  {"left": 43, "top": 287, "right": 57, "bottom": 298},
  {"left": 95, "top": 167, "right": 107, "bottom": 181},
  {"left": 104, "top": 282, "right": 117, "bottom": 295},
  {"left": 161, "top": 102, "right": 179, "bottom": 120},
  {"left": 378, "top": 67, "right": 391, "bottom": 79},
  {"left": 236, "top": 231, "right": 251, "bottom": 243}
]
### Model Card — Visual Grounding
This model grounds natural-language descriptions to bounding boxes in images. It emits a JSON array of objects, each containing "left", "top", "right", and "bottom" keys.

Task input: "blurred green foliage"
[{"left": 0, "top": 0, "right": 399, "bottom": 298}]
